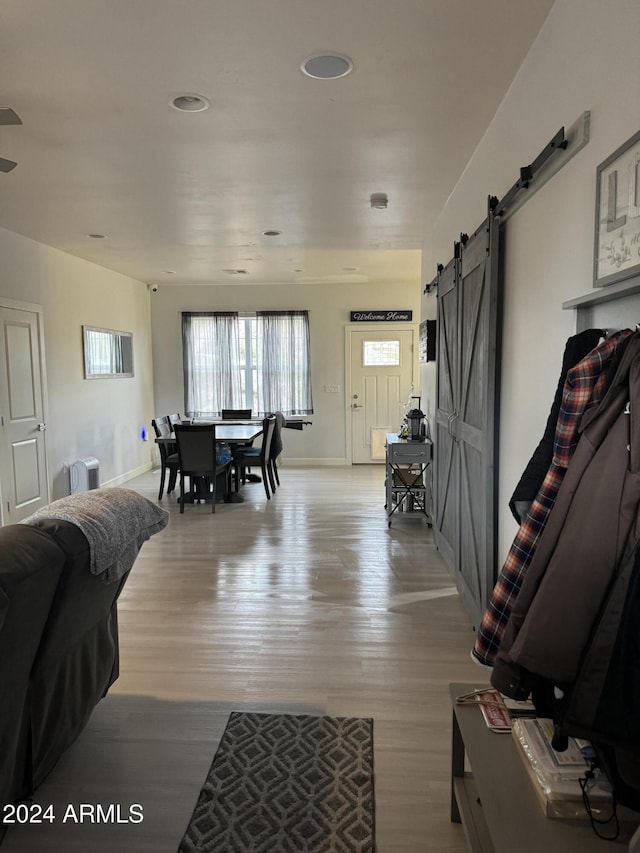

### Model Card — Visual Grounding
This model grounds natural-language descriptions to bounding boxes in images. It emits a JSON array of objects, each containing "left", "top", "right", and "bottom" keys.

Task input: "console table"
[
  {"left": 384, "top": 433, "right": 432, "bottom": 526},
  {"left": 450, "top": 683, "right": 640, "bottom": 852}
]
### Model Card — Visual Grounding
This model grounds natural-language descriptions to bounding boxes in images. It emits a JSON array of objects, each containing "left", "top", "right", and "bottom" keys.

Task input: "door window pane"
[{"left": 363, "top": 340, "right": 400, "bottom": 366}]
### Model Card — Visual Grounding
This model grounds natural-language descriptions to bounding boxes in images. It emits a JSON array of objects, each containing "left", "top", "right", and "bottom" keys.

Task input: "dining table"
[
  {"left": 154, "top": 423, "right": 263, "bottom": 446},
  {"left": 154, "top": 422, "right": 264, "bottom": 504}
]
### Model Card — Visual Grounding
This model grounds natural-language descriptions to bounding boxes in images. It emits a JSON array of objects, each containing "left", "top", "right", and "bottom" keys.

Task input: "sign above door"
[{"left": 349, "top": 310, "right": 413, "bottom": 322}]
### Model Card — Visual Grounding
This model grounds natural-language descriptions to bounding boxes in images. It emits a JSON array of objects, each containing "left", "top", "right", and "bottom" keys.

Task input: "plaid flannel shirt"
[{"left": 473, "top": 329, "right": 633, "bottom": 667}]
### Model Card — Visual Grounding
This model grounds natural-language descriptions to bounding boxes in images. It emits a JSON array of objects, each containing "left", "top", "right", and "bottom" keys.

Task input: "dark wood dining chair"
[
  {"left": 231, "top": 415, "right": 277, "bottom": 499},
  {"left": 168, "top": 412, "right": 182, "bottom": 428},
  {"left": 268, "top": 412, "right": 286, "bottom": 488},
  {"left": 152, "top": 416, "right": 180, "bottom": 500},
  {"left": 222, "top": 409, "right": 256, "bottom": 478},
  {"left": 173, "top": 424, "right": 230, "bottom": 513}
]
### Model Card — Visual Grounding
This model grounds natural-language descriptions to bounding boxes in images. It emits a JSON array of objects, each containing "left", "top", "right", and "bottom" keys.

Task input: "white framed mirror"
[{"left": 83, "top": 325, "right": 134, "bottom": 378}]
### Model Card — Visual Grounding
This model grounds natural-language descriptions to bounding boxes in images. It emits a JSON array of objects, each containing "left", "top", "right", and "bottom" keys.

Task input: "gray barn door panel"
[
  {"left": 434, "top": 213, "right": 502, "bottom": 630},
  {"left": 434, "top": 257, "right": 459, "bottom": 572}
]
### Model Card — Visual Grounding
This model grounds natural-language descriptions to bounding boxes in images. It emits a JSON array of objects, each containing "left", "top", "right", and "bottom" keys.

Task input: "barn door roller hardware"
[{"left": 492, "top": 111, "right": 590, "bottom": 222}]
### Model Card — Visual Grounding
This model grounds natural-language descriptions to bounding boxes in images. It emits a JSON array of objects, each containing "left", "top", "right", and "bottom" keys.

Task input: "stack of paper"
[{"left": 512, "top": 718, "right": 613, "bottom": 819}]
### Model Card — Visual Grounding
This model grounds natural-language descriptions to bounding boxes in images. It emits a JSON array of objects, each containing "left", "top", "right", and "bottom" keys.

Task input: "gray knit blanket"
[{"left": 21, "top": 488, "right": 169, "bottom": 583}]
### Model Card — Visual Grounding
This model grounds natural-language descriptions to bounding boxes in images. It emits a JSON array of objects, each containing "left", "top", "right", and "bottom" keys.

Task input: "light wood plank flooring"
[{"left": 2, "top": 464, "right": 484, "bottom": 852}]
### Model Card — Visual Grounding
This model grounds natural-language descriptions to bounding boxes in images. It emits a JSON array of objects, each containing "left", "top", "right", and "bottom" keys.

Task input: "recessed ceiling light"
[
  {"left": 162, "top": 270, "right": 176, "bottom": 275},
  {"left": 170, "top": 94, "right": 210, "bottom": 112},
  {"left": 262, "top": 230, "right": 282, "bottom": 237},
  {"left": 342, "top": 267, "right": 359, "bottom": 272},
  {"left": 223, "top": 269, "right": 249, "bottom": 275},
  {"left": 301, "top": 53, "right": 353, "bottom": 79},
  {"left": 87, "top": 233, "right": 106, "bottom": 239}
]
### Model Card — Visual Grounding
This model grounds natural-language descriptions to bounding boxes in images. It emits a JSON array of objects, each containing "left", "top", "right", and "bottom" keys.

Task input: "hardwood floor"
[{"left": 2, "top": 464, "right": 484, "bottom": 852}]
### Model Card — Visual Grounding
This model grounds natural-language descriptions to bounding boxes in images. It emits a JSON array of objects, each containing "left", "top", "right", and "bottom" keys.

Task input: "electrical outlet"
[{"left": 324, "top": 384, "right": 340, "bottom": 393}]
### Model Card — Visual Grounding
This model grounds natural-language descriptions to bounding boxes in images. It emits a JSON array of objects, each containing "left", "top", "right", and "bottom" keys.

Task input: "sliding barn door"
[
  {"left": 434, "top": 213, "right": 502, "bottom": 630},
  {"left": 433, "top": 257, "right": 459, "bottom": 572}
]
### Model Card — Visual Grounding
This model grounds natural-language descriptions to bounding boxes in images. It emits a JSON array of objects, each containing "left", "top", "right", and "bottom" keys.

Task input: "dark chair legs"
[
  {"left": 261, "top": 460, "right": 271, "bottom": 500},
  {"left": 158, "top": 467, "right": 167, "bottom": 501},
  {"left": 158, "top": 464, "right": 178, "bottom": 500}
]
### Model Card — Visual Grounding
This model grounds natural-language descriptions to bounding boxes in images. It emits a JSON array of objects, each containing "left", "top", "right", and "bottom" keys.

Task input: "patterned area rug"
[{"left": 177, "top": 712, "right": 375, "bottom": 853}]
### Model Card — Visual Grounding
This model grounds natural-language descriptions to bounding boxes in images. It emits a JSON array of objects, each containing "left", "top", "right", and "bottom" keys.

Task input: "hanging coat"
[
  {"left": 473, "top": 329, "right": 633, "bottom": 667},
  {"left": 491, "top": 332, "right": 640, "bottom": 698},
  {"left": 508, "top": 328, "right": 605, "bottom": 523}
]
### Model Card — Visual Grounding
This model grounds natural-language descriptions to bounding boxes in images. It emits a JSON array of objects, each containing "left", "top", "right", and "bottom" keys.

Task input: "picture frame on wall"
[
  {"left": 419, "top": 319, "right": 436, "bottom": 363},
  {"left": 593, "top": 128, "right": 640, "bottom": 288}
]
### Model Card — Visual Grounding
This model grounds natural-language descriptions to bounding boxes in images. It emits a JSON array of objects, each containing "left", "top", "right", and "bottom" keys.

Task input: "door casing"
[
  {"left": 0, "top": 298, "right": 50, "bottom": 524},
  {"left": 345, "top": 323, "right": 418, "bottom": 465}
]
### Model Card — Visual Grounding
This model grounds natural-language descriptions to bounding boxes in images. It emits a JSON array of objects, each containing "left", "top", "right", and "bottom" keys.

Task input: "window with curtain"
[{"left": 182, "top": 310, "right": 313, "bottom": 417}]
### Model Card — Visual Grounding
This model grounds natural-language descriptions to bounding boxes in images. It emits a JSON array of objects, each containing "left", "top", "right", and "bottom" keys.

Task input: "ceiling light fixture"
[
  {"left": 170, "top": 94, "right": 210, "bottom": 112},
  {"left": 87, "top": 233, "right": 106, "bottom": 239},
  {"left": 370, "top": 192, "right": 388, "bottom": 209},
  {"left": 262, "top": 230, "right": 282, "bottom": 237},
  {"left": 301, "top": 53, "right": 353, "bottom": 80}
]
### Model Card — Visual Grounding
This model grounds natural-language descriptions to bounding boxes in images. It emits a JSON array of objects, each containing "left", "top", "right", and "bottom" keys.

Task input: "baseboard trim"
[
  {"left": 280, "top": 458, "right": 348, "bottom": 467},
  {"left": 101, "top": 461, "right": 154, "bottom": 488}
]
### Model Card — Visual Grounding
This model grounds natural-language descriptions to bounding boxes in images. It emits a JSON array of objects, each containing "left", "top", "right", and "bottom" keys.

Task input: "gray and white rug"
[{"left": 177, "top": 712, "right": 375, "bottom": 853}]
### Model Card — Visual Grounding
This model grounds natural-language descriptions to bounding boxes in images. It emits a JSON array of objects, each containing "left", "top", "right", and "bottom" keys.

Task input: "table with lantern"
[{"left": 384, "top": 433, "right": 432, "bottom": 526}]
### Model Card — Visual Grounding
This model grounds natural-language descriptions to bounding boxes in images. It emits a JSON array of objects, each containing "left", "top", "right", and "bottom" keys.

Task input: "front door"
[
  {"left": 348, "top": 327, "right": 416, "bottom": 464},
  {"left": 0, "top": 304, "right": 50, "bottom": 523}
]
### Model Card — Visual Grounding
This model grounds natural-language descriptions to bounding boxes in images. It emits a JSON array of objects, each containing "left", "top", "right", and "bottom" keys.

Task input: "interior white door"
[
  {"left": 0, "top": 305, "right": 50, "bottom": 522},
  {"left": 349, "top": 327, "right": 416, "bottom": 464}
]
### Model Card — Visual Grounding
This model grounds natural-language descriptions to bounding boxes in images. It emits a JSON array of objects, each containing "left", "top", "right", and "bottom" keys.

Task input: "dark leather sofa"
[{"left": 0, "top": 488, "right": 168, "bottom": 814}]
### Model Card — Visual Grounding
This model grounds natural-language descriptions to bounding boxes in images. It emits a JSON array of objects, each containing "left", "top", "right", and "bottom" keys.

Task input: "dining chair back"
[
  {"left": 168, "top": 412, "right": 182, "bottom": 427},
  {"left": 268, "top": 411, "right": 286, "bottom": 487},
  {"left": 221, "top": 409, "right": 252, "bottom": 420},
  {"left": 223, "top": 409, "right": 255, "bottom": 476},
  {"left": 232, "top": 415, "right": 277, "bottom": 499},
  {"left": 173, "top": 424, "right": 229, "bottom": 513},
  {"left": 152, "top": 416, "right": 179, "bottom": 500}
]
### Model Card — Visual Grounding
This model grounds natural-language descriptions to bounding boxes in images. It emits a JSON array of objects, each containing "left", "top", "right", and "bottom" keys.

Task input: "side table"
[{"left": 449, "top": 683, "right": 640, "bottom": 852}]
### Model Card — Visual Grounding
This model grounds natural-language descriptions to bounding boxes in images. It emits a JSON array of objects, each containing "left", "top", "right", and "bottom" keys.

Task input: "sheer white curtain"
[
  {"left": 182, "top": 313, "right": 243, "bottom": 417},
  {"left": 256, "top": 311, "right": 313, "bottom": 415}
]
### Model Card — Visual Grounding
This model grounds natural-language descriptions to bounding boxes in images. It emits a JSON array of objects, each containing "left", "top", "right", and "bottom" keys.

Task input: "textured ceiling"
[{"left": 0, "top": 0, "right": 554, "bottom": 286}]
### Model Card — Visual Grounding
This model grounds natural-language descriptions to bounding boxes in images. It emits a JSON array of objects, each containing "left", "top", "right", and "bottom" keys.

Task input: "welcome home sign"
[{"left": 350, "top": 310, "right": 413, "bottom": 322}]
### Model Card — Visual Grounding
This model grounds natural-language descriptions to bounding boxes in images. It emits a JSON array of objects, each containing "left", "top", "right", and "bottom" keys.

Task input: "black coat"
[{"left": 508, "top": 328, "right": 605, "bottom": 523}]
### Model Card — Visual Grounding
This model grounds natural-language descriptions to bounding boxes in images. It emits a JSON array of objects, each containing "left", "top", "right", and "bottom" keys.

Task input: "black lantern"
[{"left": 406, "top": 398, "right": 425, "bottom": 442}]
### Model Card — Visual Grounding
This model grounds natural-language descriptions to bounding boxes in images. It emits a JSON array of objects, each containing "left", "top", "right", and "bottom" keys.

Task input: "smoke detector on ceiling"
[
  {"left": 170, "top": 94, "right": 210, "bottom": 112},
  {"left": 370, "top": 193, "right": 388, "bottom": 209}
]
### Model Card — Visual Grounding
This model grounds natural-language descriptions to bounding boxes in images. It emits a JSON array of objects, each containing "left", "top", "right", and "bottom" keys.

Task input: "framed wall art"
[
  {"left": 594, "top": 128, "right": 640, "bottom": 287},
  {"left": 419, "top": 319, "right": 436, "bottom": 362}
]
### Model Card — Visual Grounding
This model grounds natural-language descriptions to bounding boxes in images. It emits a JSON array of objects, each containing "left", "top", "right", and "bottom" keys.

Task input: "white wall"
[
  {"left": 150, "top": 282, "right": 421, "bottom": 464},
  {"left": 422, "top": 0, "right": 640, "bottom": 559},
  {"left": 0, "top": 227, "right": 155, "bottom": 500}
]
